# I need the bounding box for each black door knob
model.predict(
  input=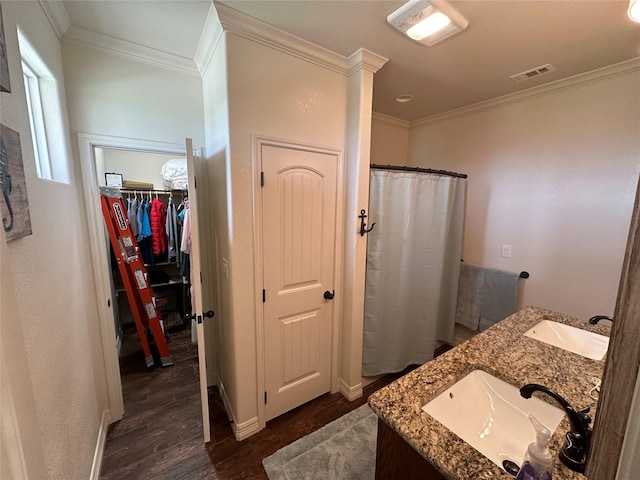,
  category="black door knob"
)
[324,290,335,300]
[185,310,214,322]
